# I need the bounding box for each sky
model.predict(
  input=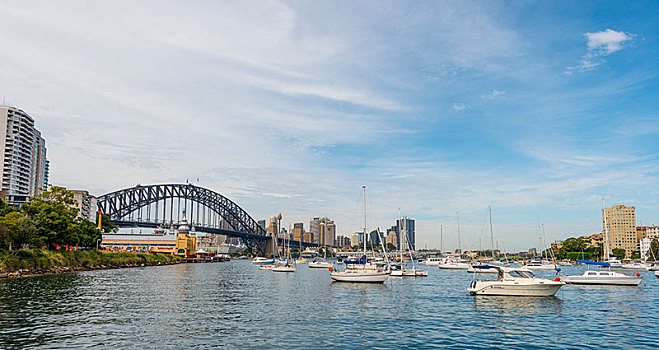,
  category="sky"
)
[1,1,658,252]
